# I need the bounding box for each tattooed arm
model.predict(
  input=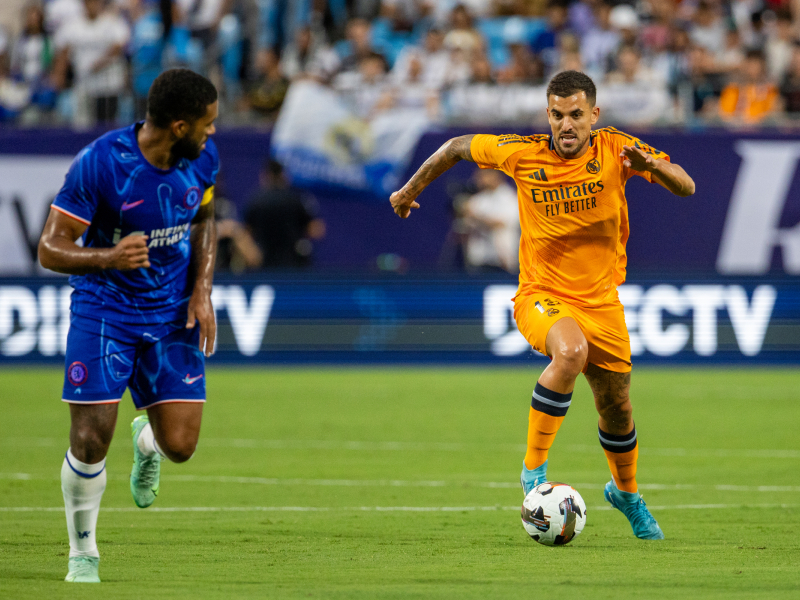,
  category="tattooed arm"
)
[390,135,475,219]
